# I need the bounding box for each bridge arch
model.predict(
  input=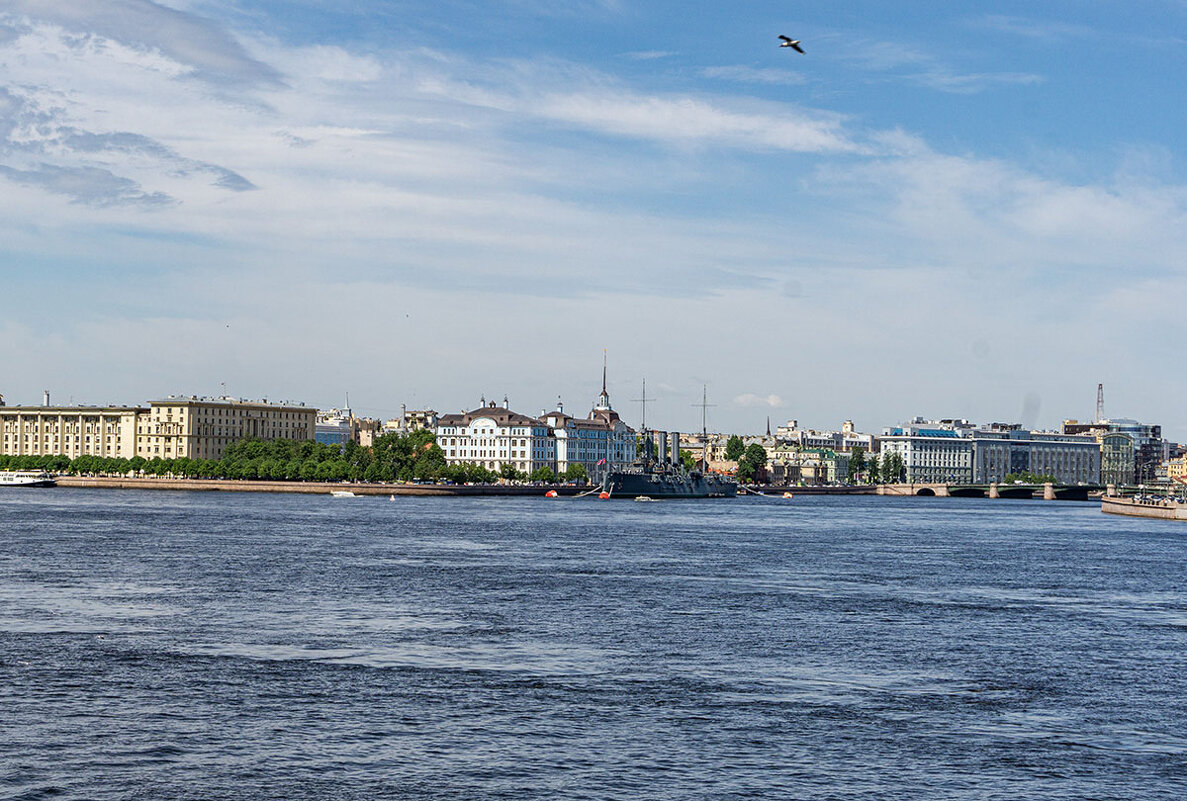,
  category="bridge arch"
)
[915,487,936,496]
